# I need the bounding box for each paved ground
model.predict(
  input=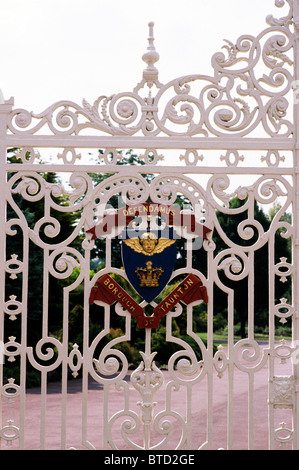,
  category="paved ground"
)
[0,343,294,451]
